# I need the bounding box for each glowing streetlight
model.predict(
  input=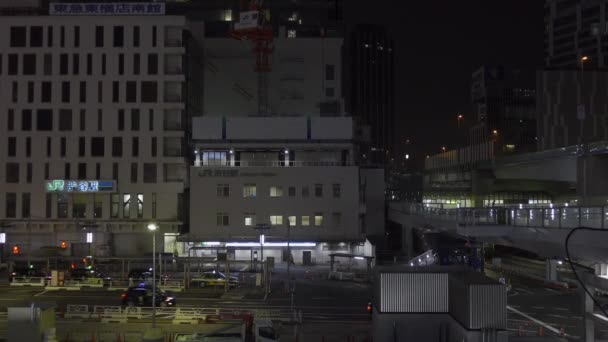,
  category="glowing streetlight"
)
[441,146,447,152]
[492,129,498,135]
[405,154,410,160]
[147,223,158,328]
